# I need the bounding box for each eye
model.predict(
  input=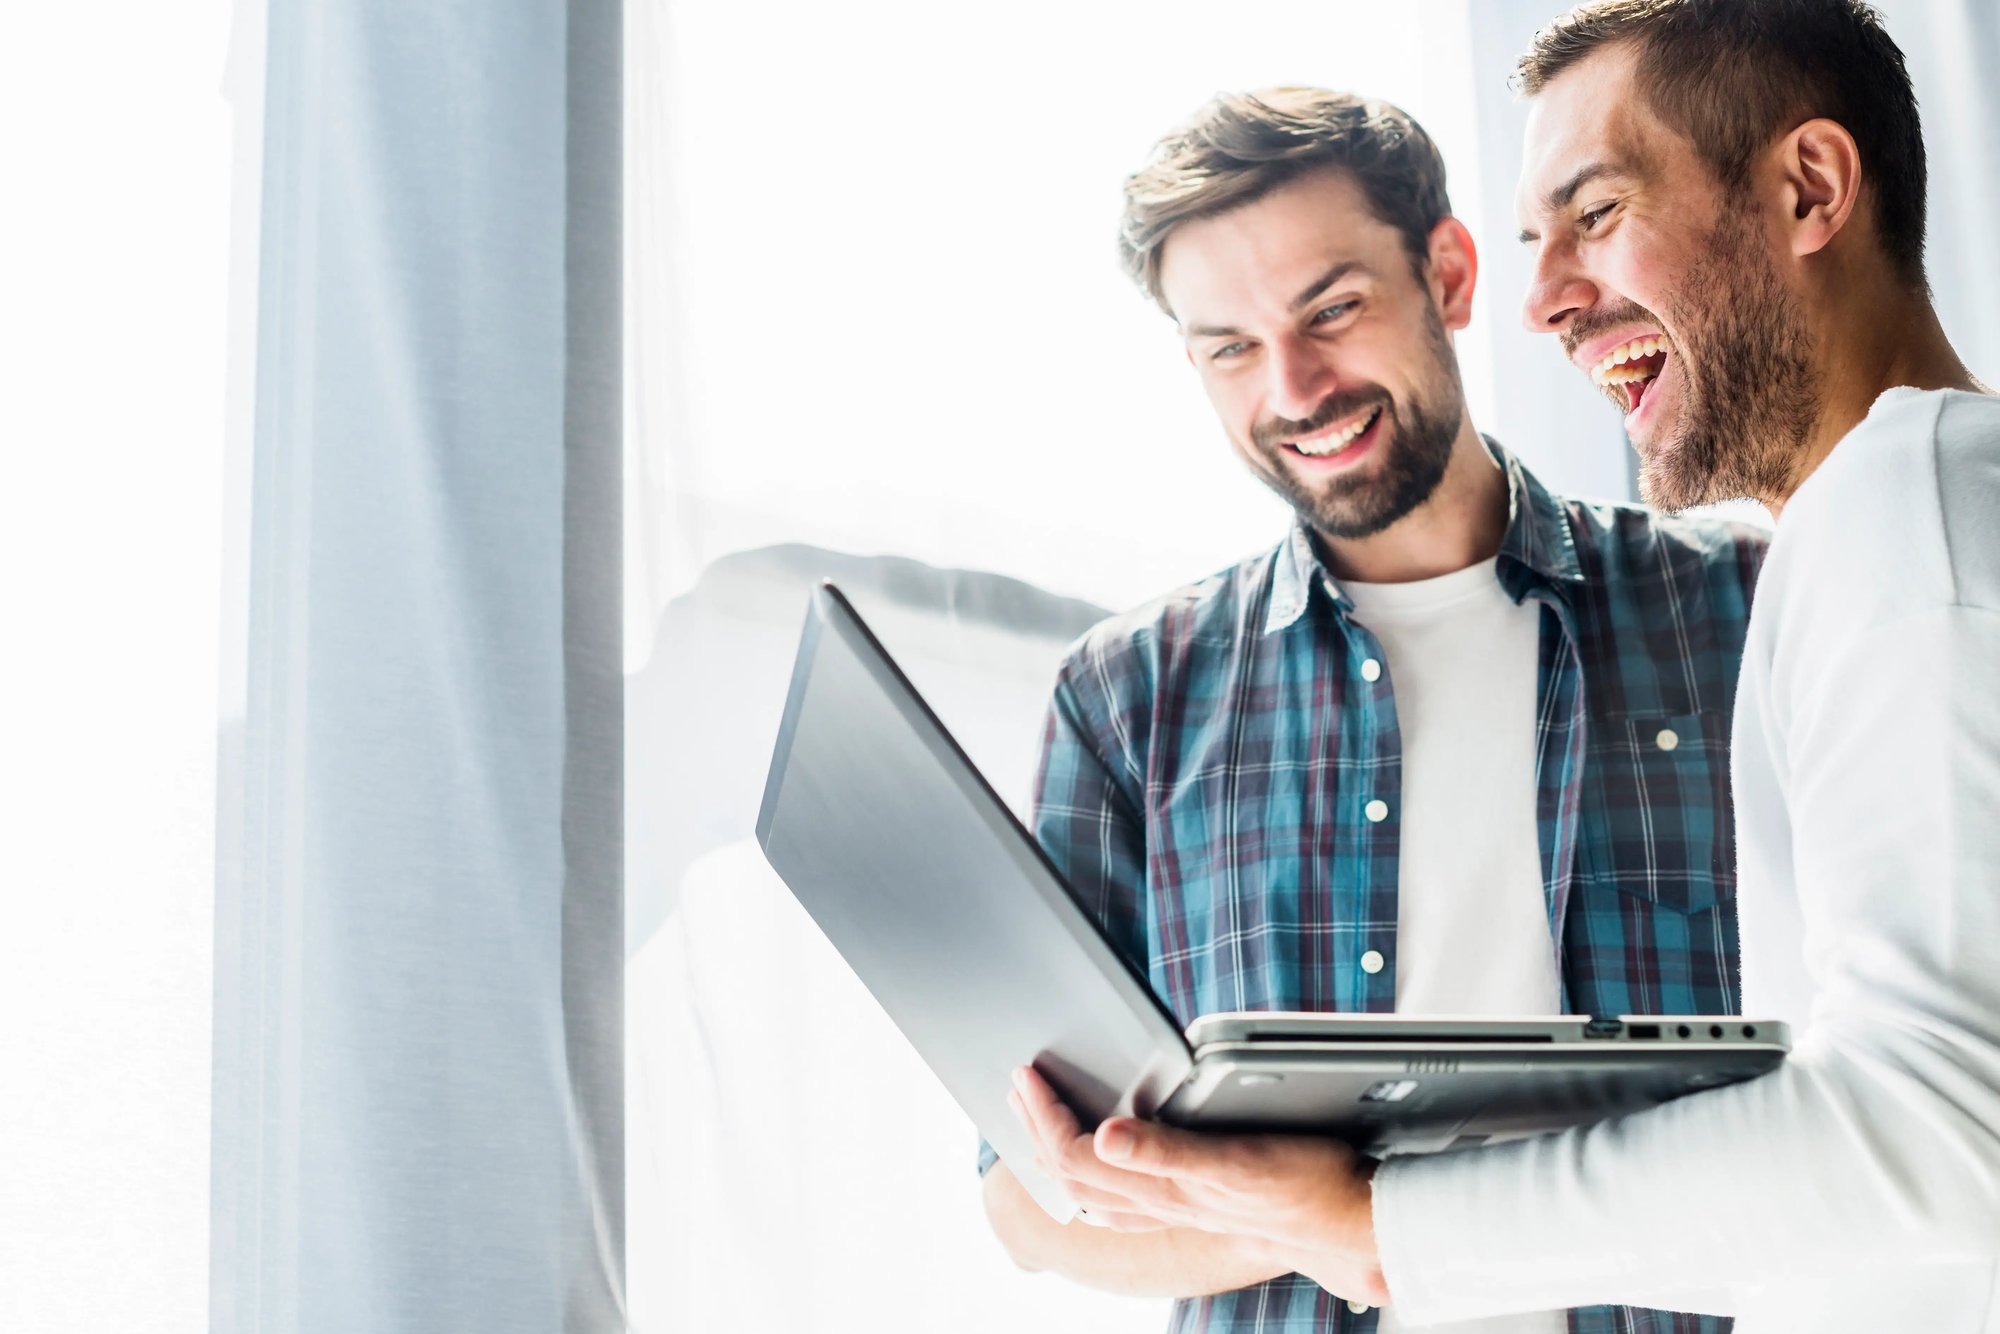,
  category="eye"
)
[1210,340,1251,363]
[1579,202,1616,233]
[1311,300,1358,325]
